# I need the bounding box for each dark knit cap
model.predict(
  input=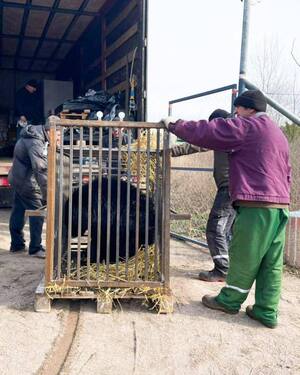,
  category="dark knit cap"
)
[26,79,38,88]
[209,109,231,121]
[234,90,267,112]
